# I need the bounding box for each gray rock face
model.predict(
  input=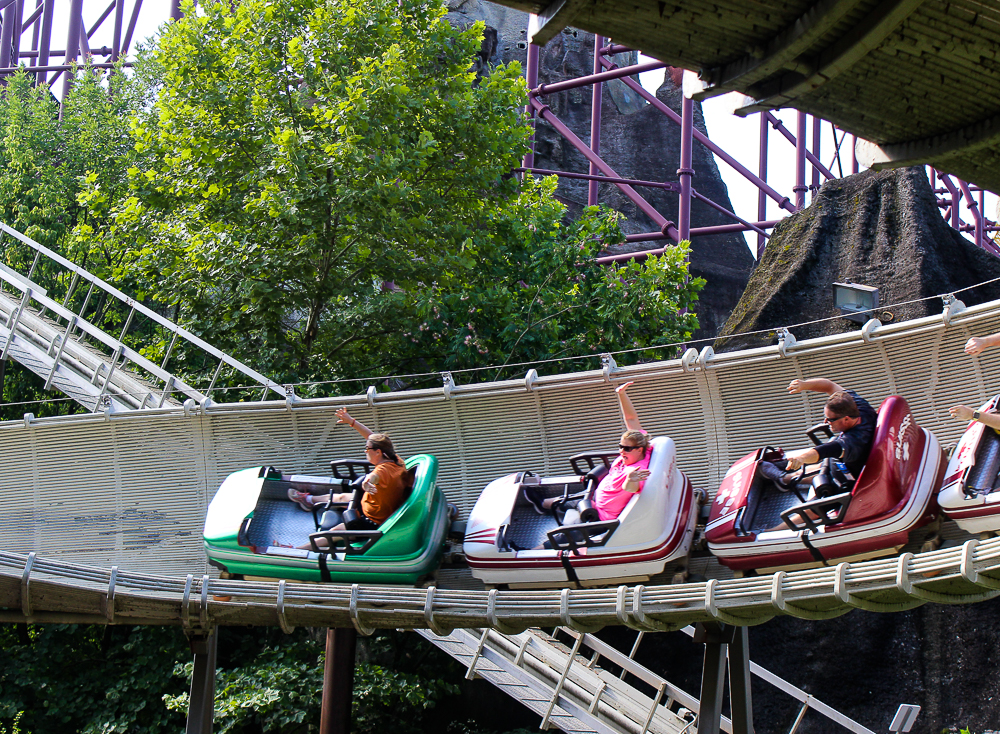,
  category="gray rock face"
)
[716,167,1000,352]
[445,0,756,341]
